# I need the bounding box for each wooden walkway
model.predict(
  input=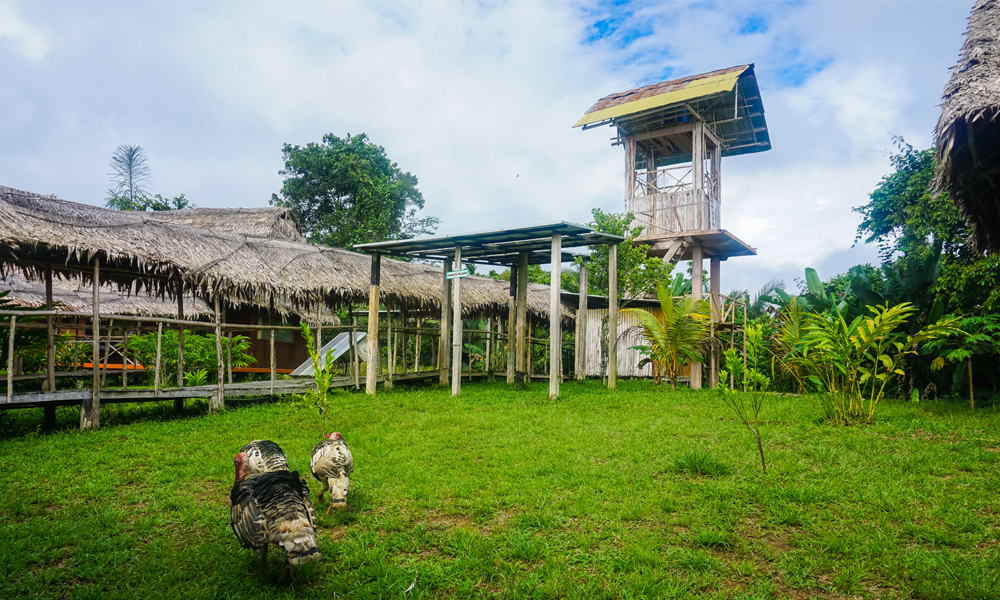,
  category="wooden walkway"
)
[0,370,459,409]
